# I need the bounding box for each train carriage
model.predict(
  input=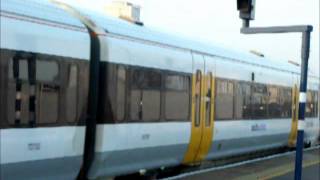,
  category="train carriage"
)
[0,0,319,179]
